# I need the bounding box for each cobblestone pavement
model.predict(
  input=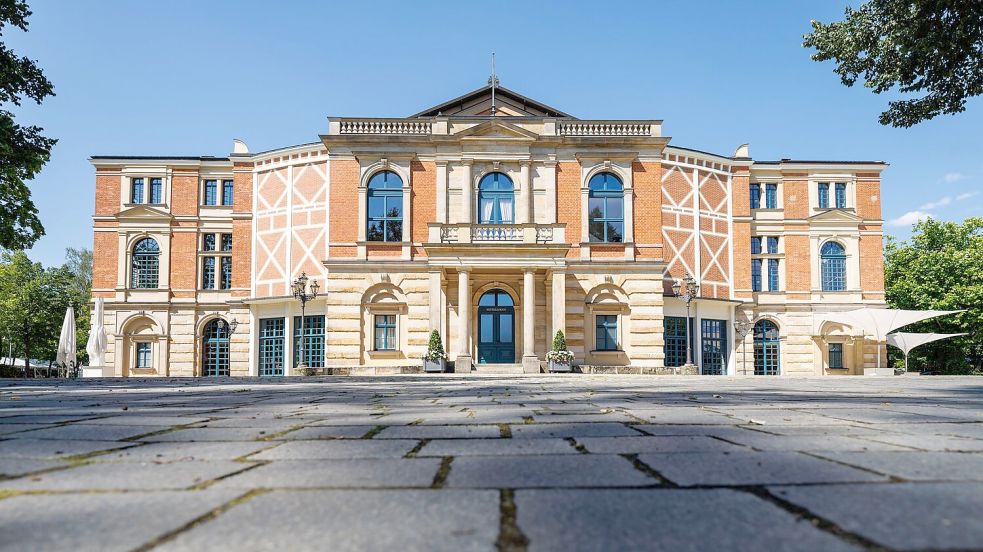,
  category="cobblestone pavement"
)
[2,375,983,551]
